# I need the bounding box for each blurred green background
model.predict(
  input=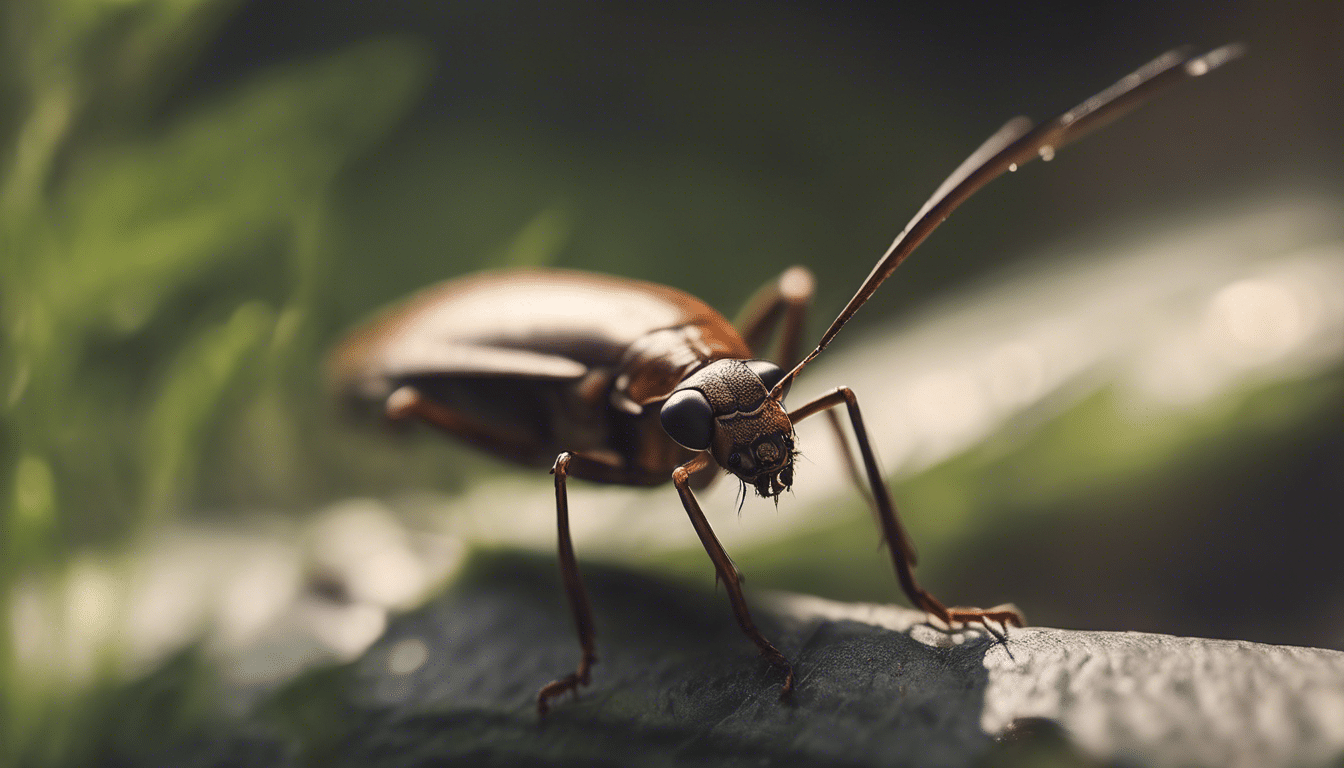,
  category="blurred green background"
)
[2,0,1341,763]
